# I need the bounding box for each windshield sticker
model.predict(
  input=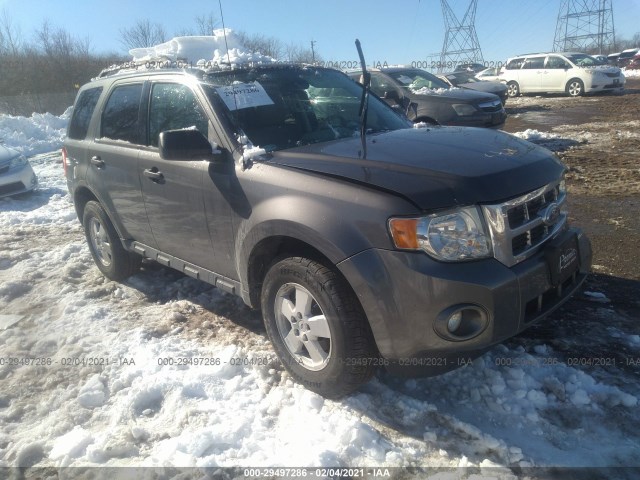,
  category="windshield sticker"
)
[396,75,414,85]
[216,81,274,110]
